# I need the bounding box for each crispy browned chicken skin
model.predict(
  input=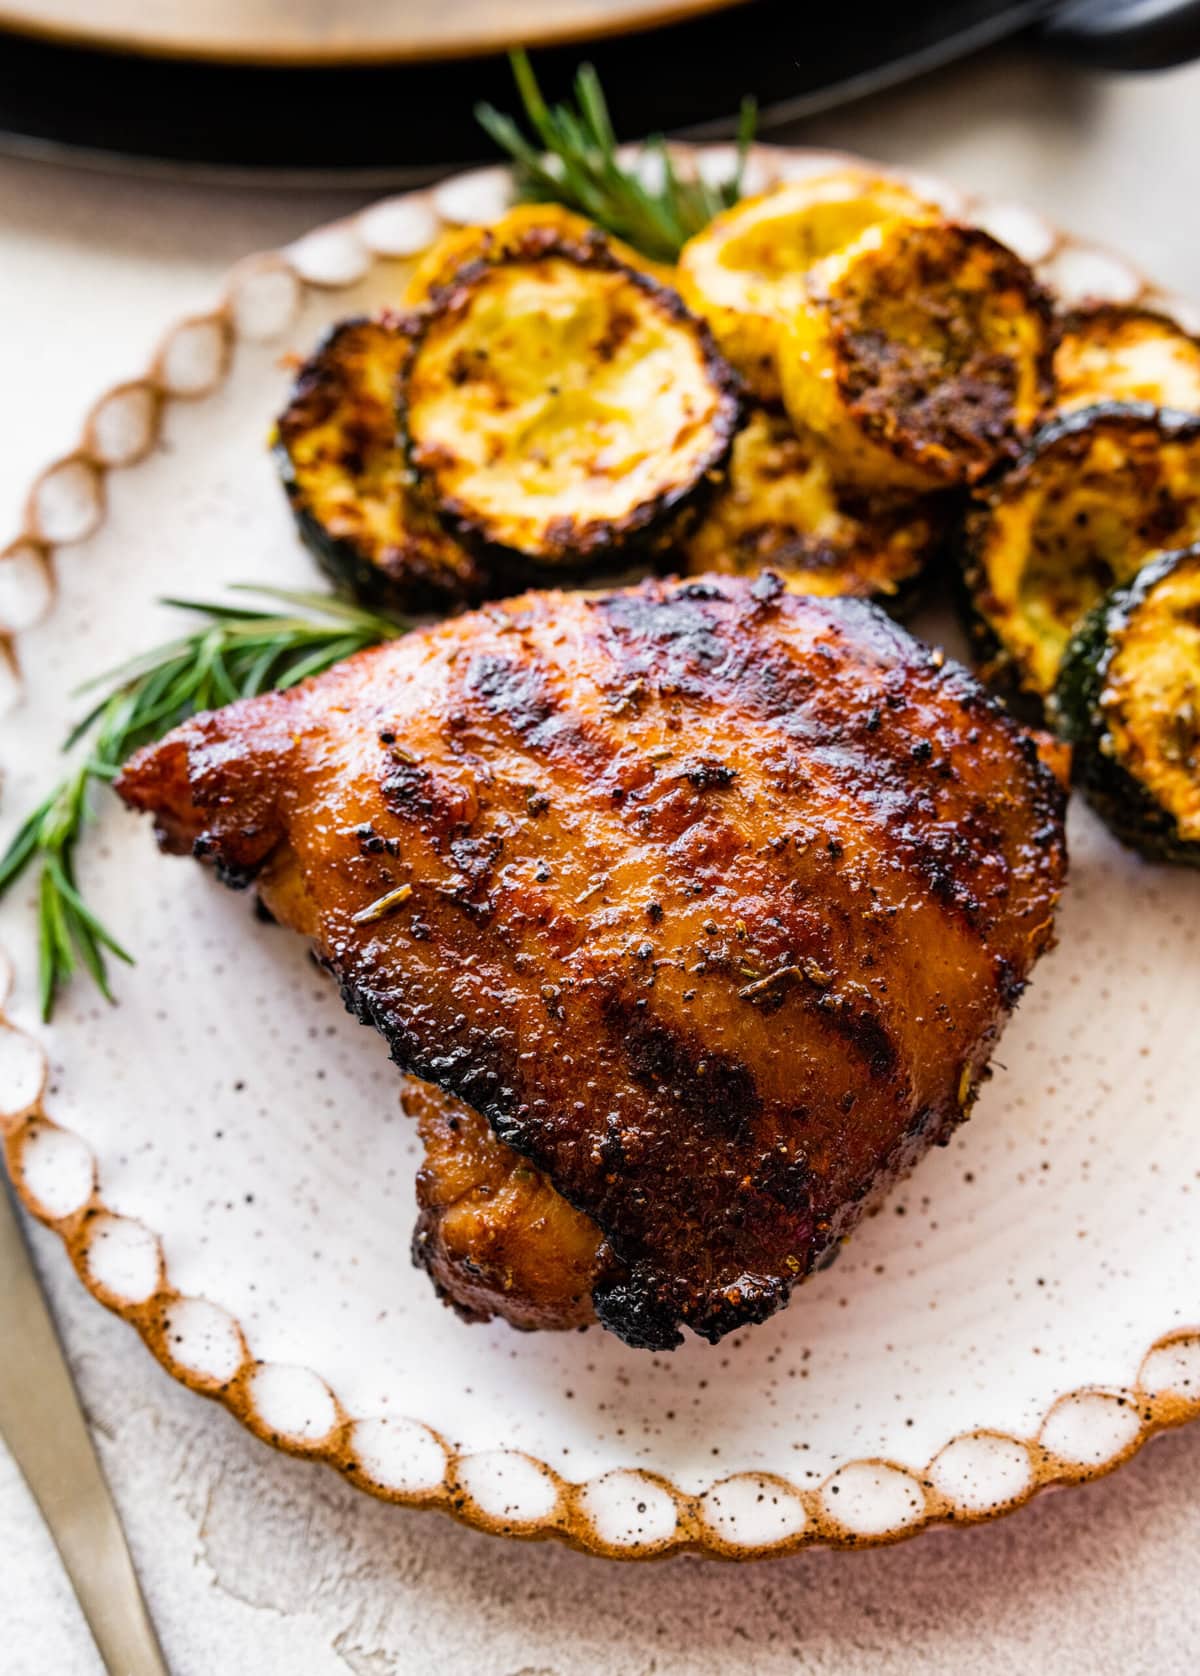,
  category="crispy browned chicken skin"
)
[117,574,1066,1350]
